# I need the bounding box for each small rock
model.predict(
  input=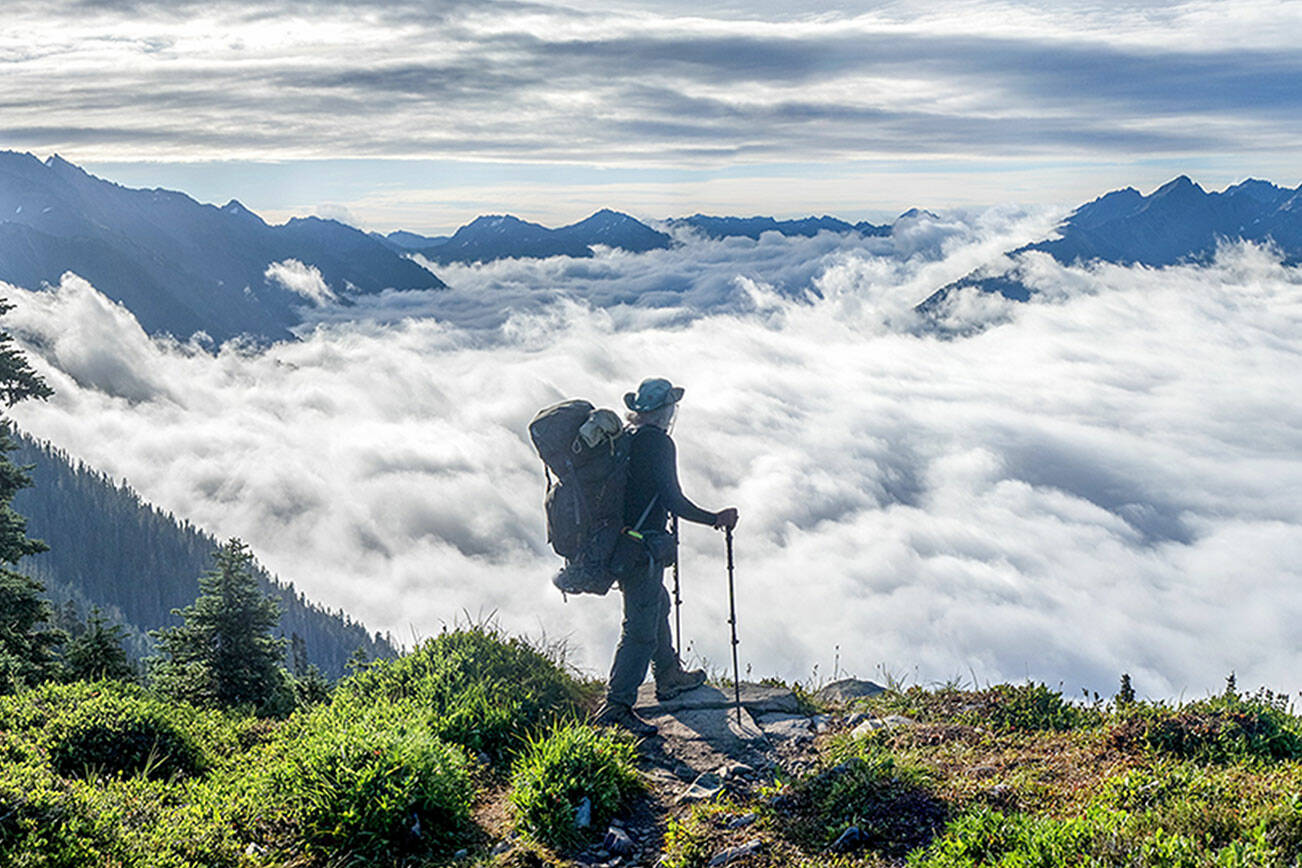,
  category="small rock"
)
[677,771,724,804]
[766,792,792,810]
[851,718,884,738]
[454,848,469,859]
[491,841,514,856]
[708,839,763,866]
[575,796,593,828]
[609,817,625,828]
[845,711,869,727]
[811,714,836,733]
[969,765,998,779]
[596,848,610,859]
[831,826,863,853]
[244,843,267,857]
[477,750,492,765]
[604,826,634,856]
[851,714,915,737]
[717,761,755,780]
[727,812,757,829]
